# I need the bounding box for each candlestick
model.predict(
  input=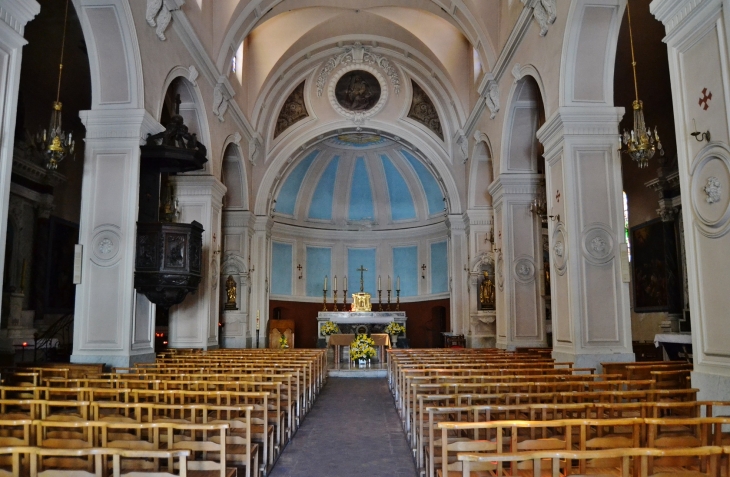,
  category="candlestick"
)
[387,289,392,311]
[378,275,381,291]
[397,276,400,292]
[333,287,338,311]
[343,287,348,311]
[388,275,391,291]
[323,287,328,311]
[378,290,383,311]
[344,275,347,290]
[396,289,400,310]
